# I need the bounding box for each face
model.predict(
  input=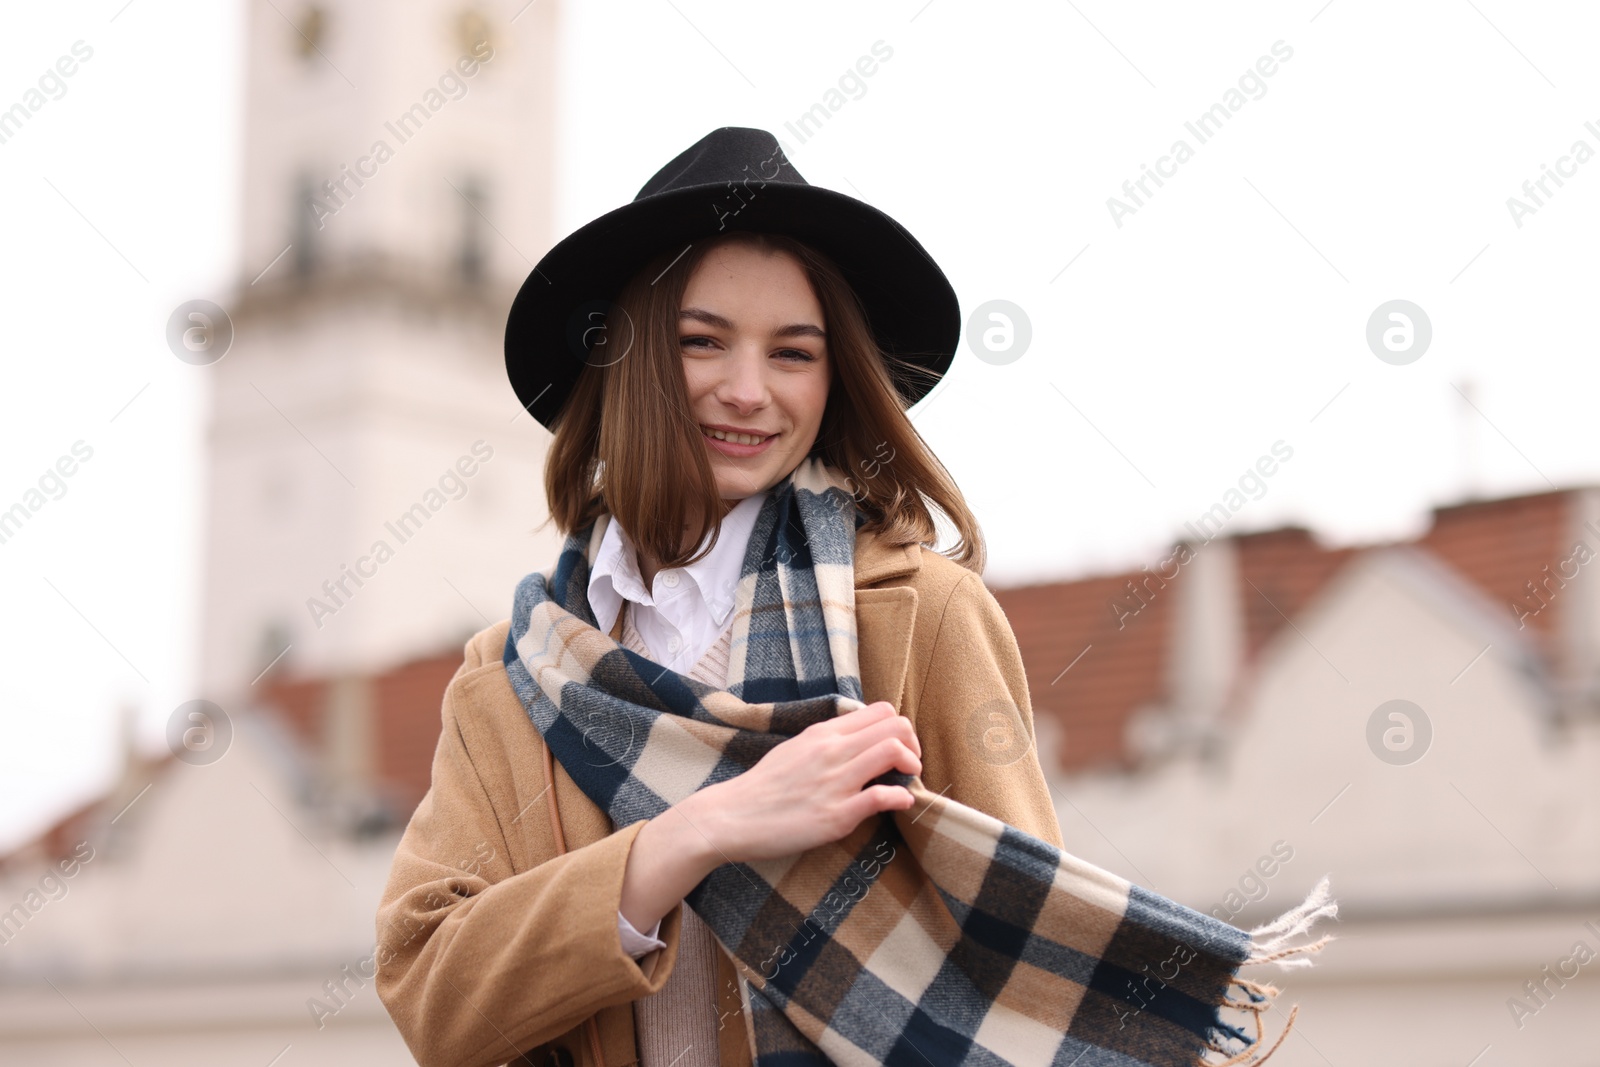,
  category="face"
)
[679,241,830,499]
